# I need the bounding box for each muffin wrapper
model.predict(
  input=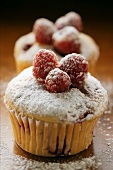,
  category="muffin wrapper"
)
[9,112,99,157]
